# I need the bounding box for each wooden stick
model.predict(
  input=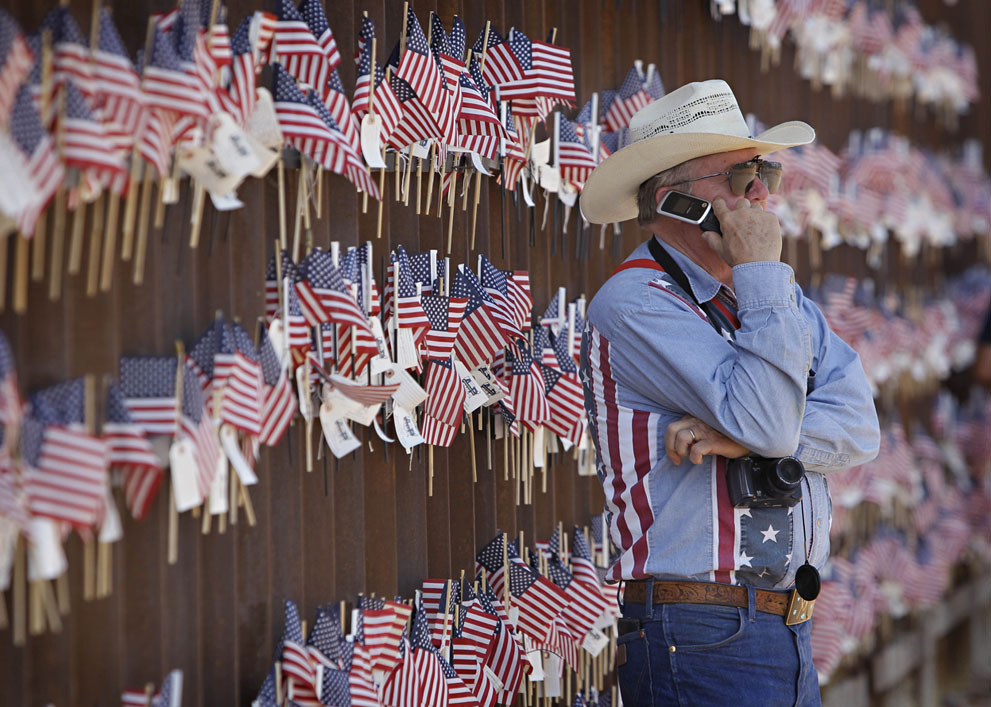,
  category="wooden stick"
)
[56,571,70,615]
[291,170,304,263]
[152,171,167,229]
[13,234,30,314]
[471,170,482,250]
[83,536,96,600]
[229,469,239,526]
[85,193,105,295]
[168,482,179,565]
[99,190,121,291]
[315,166,323,218]
[0,590,6,631]
[48,186,67,301]
[469,412,477,483]
[424,143,436,214]
[238,480,257,526]
[428,444,434,497]
[28,581,43,636]
[277,157,287,250]
[12,534,26,645]
[132,166,154,285]
[188,183,206,249]
[67,198,87,275]
[42,580,61,633]
[30,211,46,282]
[403,145,414,206]
[446,172,456,252]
